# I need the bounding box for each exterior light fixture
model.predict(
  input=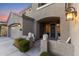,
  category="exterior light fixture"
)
[18,24,21,27]
[66,7,77,21]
